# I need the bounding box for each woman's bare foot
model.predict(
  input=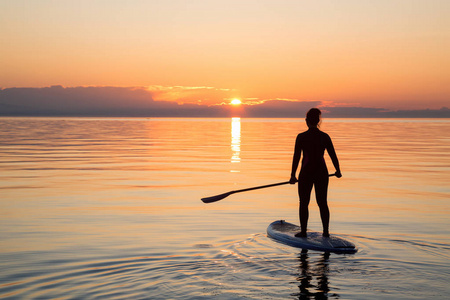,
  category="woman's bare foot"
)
[295,231,307,238]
